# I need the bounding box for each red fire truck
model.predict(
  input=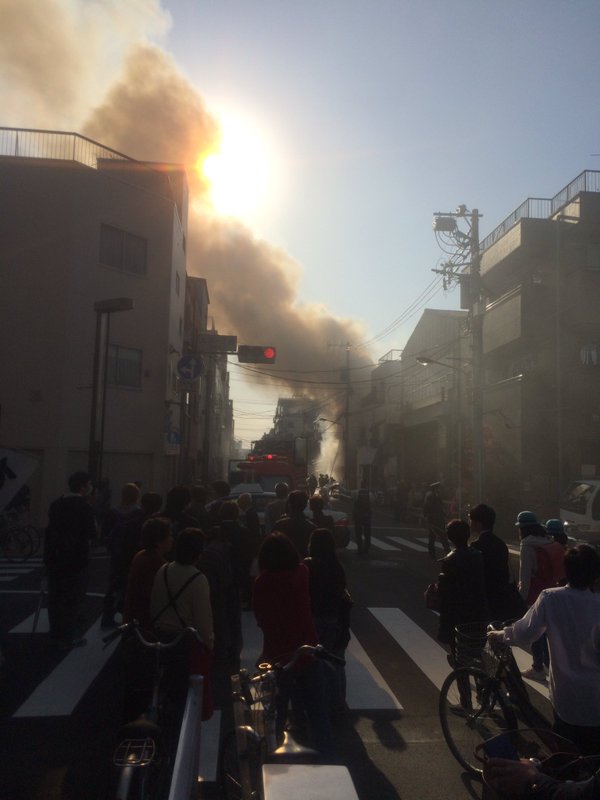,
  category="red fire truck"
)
[229,437,308,492]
